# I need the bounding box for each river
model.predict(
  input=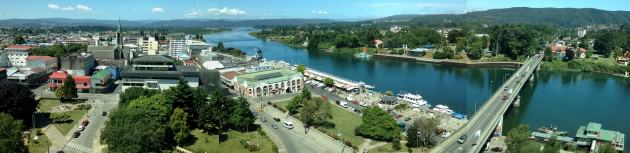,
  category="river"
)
[205,27,630,146]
